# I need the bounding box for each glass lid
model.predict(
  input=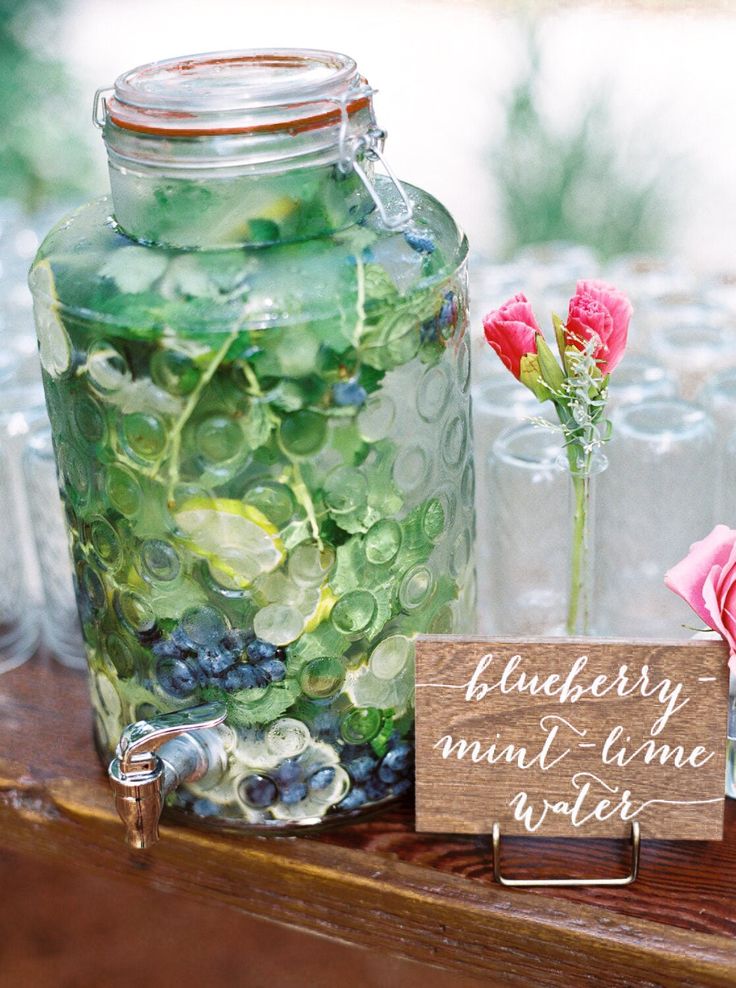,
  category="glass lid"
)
[105,49,372,136]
